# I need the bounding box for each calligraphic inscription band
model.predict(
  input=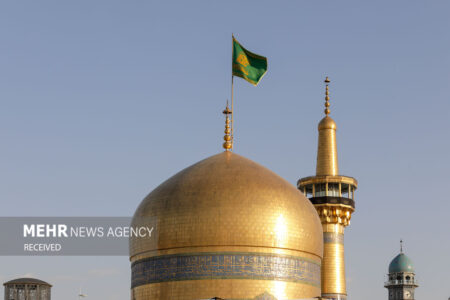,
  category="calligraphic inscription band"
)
[131,252,320,288]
